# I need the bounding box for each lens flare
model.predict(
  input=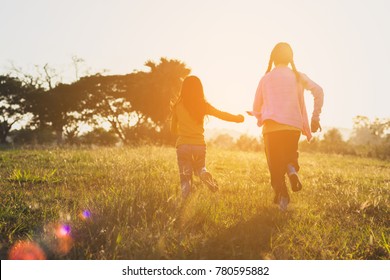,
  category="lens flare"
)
[8,240,46,260]
[43,223,74,255]
[79,210,91,220]
[55,224,73,254]
[56,224,71,238]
